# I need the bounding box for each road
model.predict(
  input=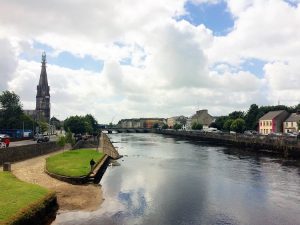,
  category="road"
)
[9,135,58,147]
